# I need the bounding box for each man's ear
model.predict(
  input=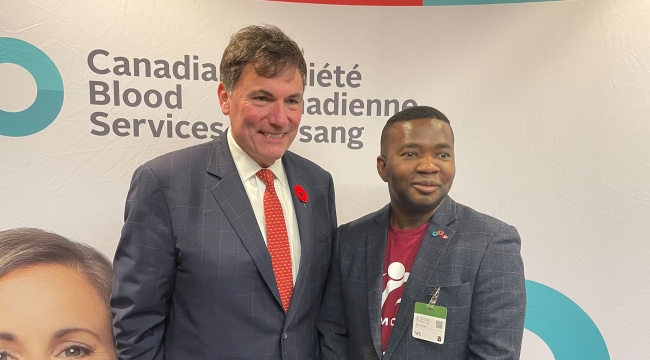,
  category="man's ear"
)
[377,155,388,182]
[217,82,230,115]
